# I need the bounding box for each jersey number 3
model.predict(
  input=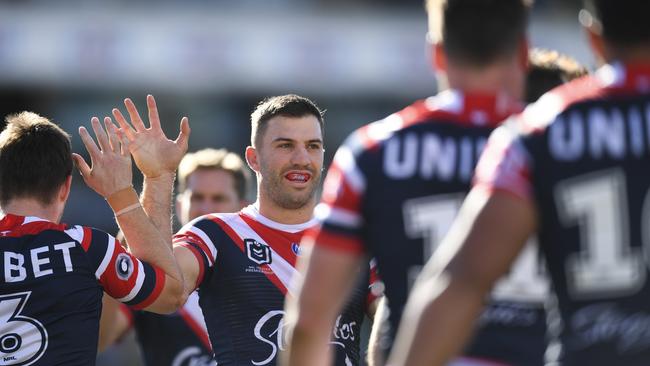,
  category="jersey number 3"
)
[0,292,48,366]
